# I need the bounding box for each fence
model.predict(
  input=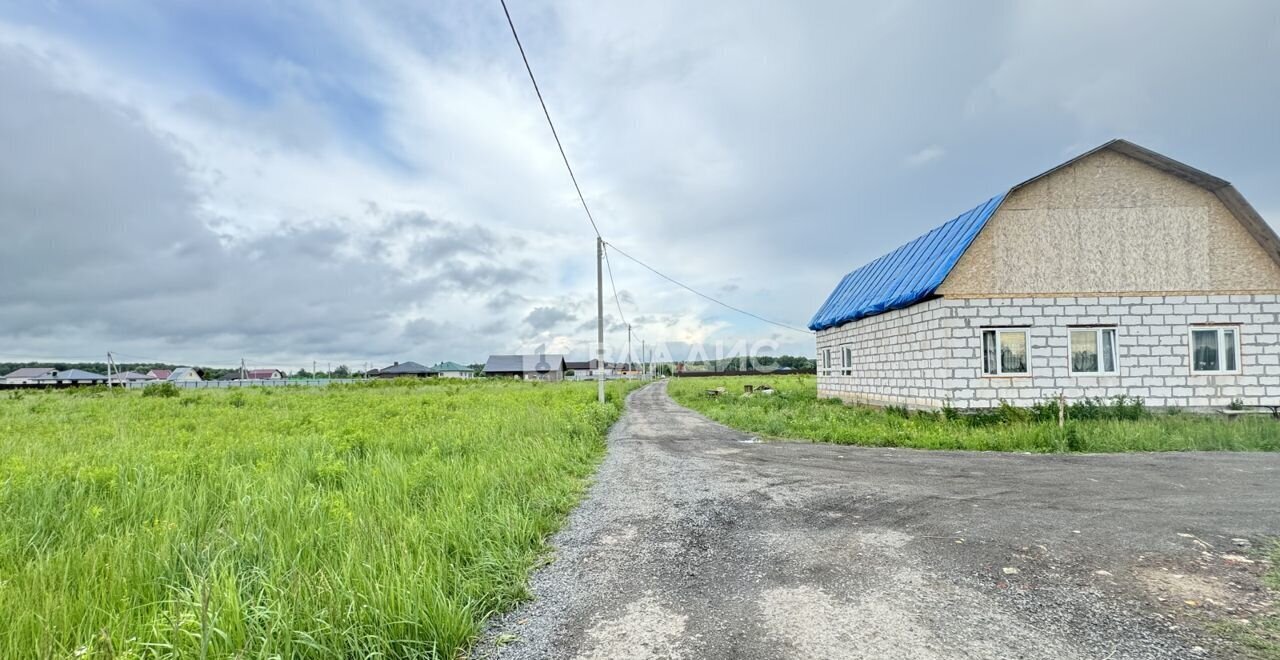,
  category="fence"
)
[674,369,816,378]
[124,378,362,390]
